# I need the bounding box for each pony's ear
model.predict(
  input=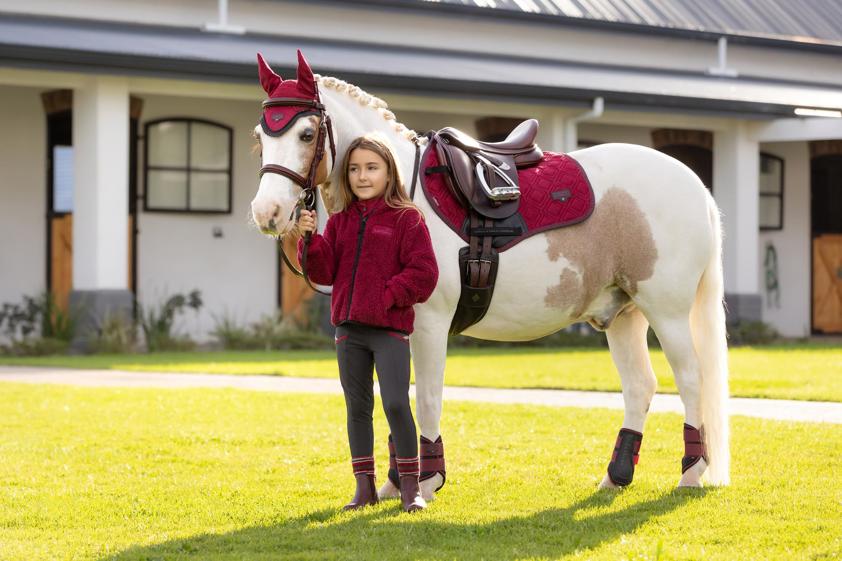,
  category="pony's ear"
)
[257,53,282,95]
[296,49,317,98]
